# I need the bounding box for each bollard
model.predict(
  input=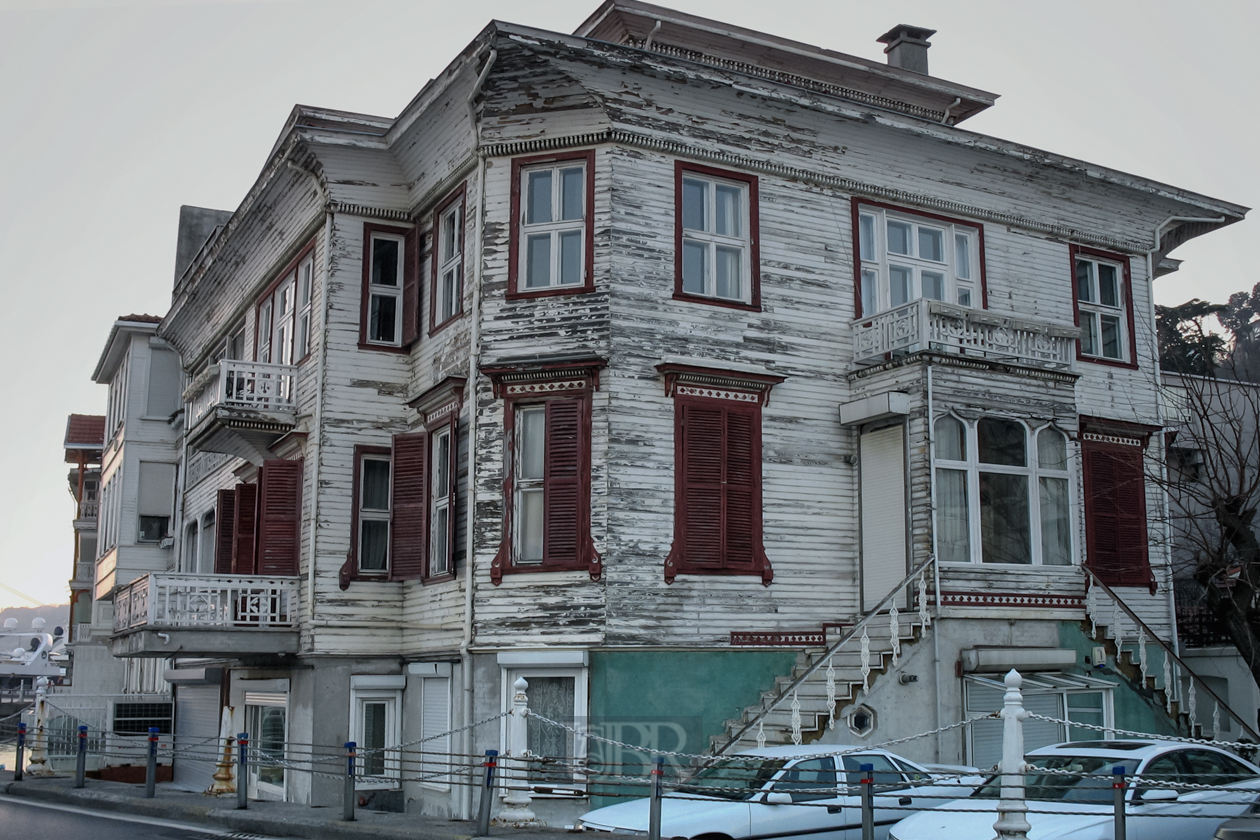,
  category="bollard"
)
[236,732,249,810]
[14,722,25,781]
[1112,766,1127,840]
[992,670,1031,840]
[475,749,498,837]
[74,725,88,788]
[144,726,159,798]
[860,763,875,840]
[648,755,665,840]
[498,677,536,824]
[343,741,357,822]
